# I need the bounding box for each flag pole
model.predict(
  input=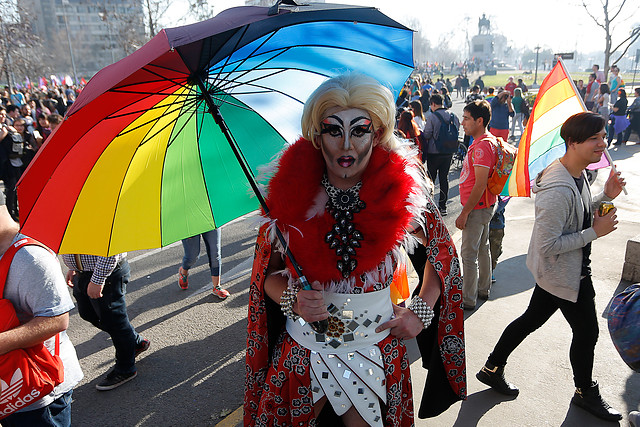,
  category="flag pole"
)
[558,58,628,195]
